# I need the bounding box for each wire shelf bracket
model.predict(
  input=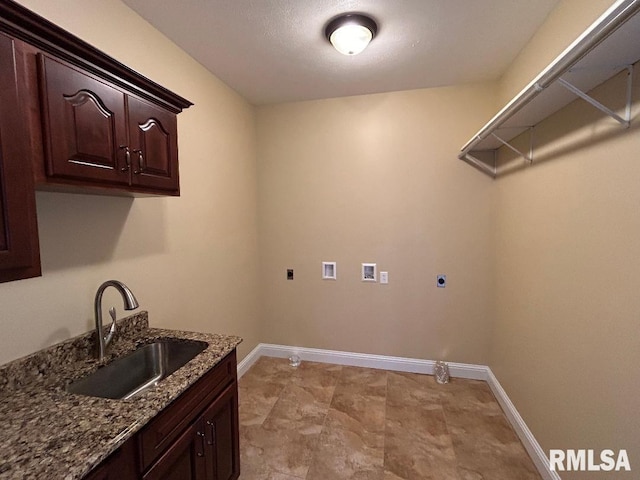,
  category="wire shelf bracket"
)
[457,0,640,178]
[557,65,633,127]
[491,126,535,164]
